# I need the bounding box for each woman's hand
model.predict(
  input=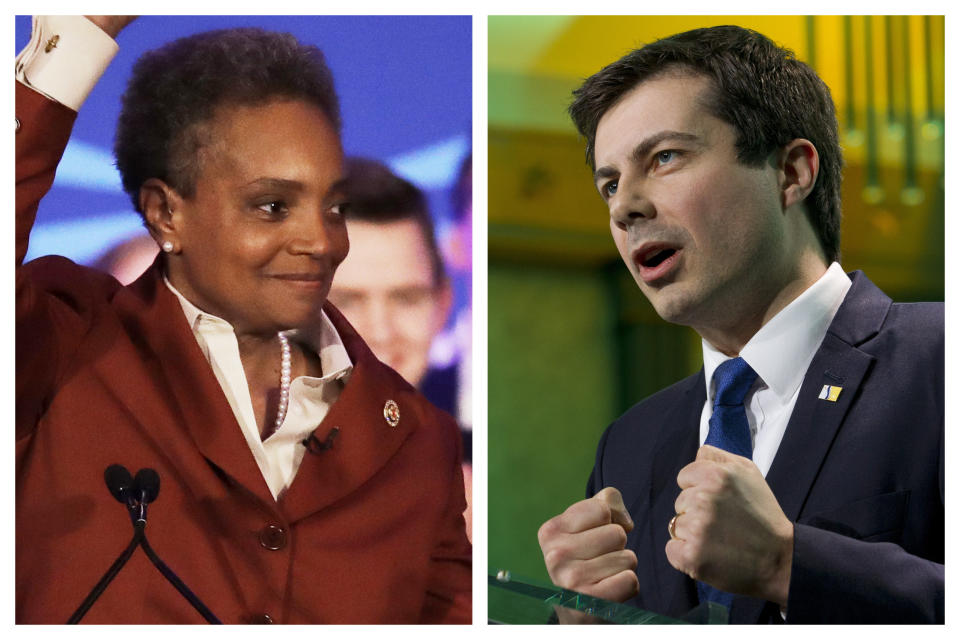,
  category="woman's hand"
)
[83,16,137,39]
